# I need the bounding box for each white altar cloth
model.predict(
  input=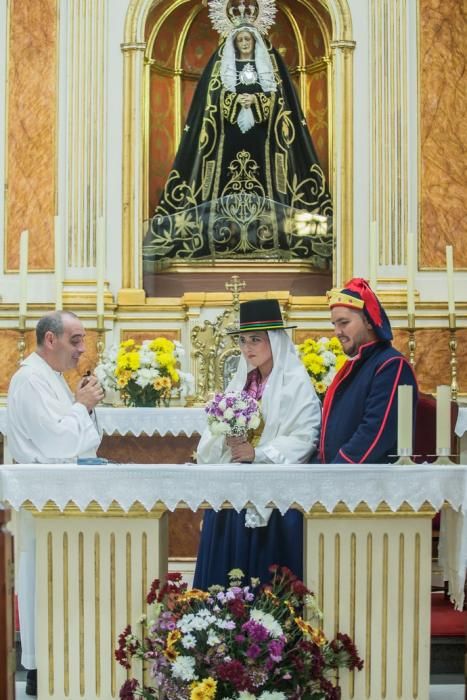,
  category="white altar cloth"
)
[0,405,206,438]
[95,406,206,436]
[1,463,465,514]
[2,463,466,609]
[456,406,467,438]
